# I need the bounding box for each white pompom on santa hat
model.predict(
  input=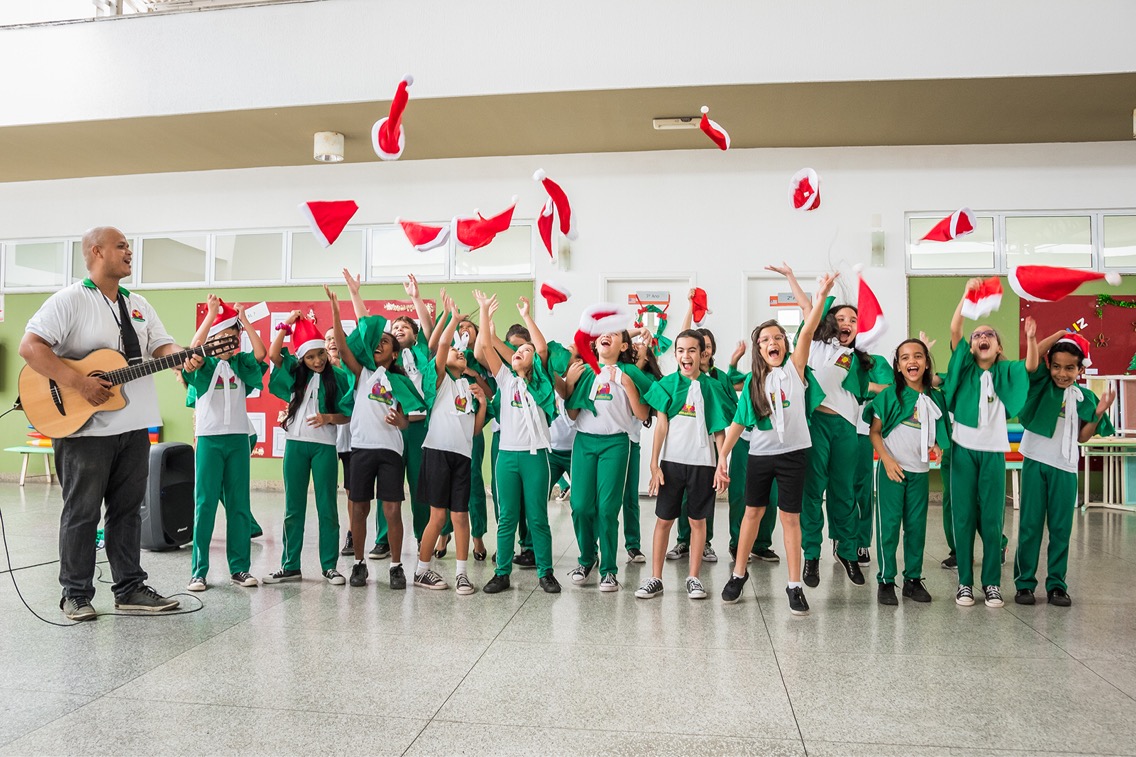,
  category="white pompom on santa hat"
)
[533,169,577,241]
[453,198,517,252]
[1009,265,1121,303]
[961,276,1004,320]
[917,208,976,244]
[699,106,730,151]
[397,218,450,252]
[299,200,359,248]
[540,281,571,311]
[207,299,241,337]
[852,265,887,351]
[575,304,635,374]
[1053,332,1094,367]
[789,168,821,212]
[372,75,413,161]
